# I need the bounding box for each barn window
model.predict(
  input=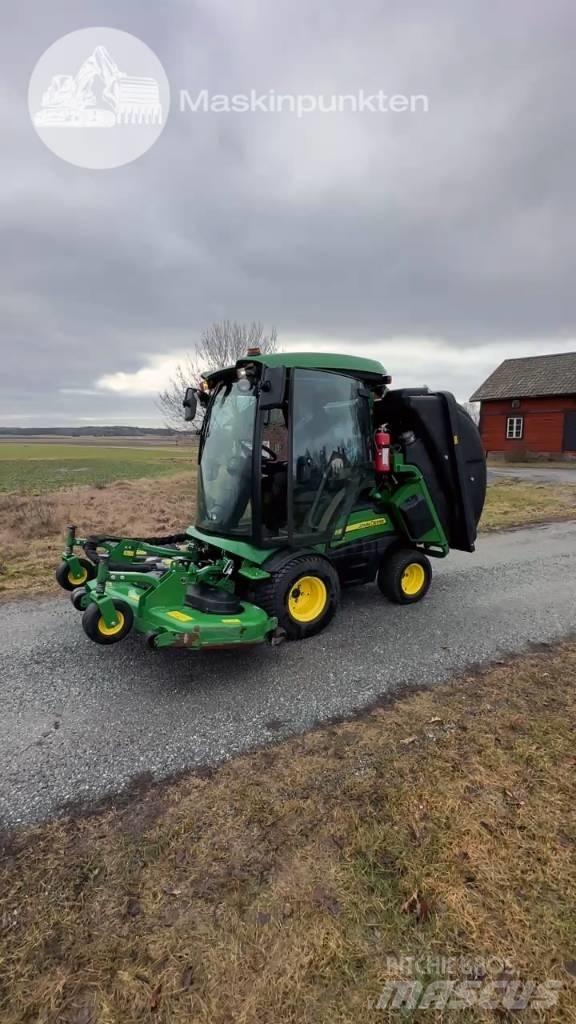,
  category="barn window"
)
[506,416,524,440]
